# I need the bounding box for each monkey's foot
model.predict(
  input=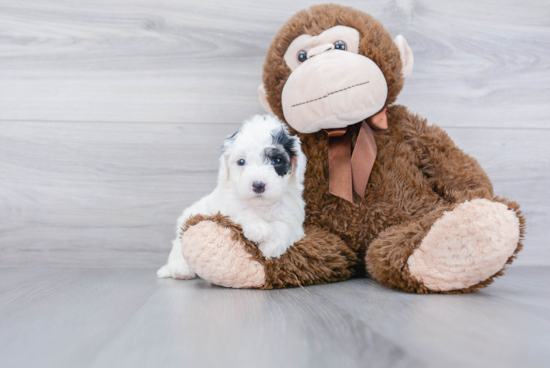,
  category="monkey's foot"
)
[407,199,521,292]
